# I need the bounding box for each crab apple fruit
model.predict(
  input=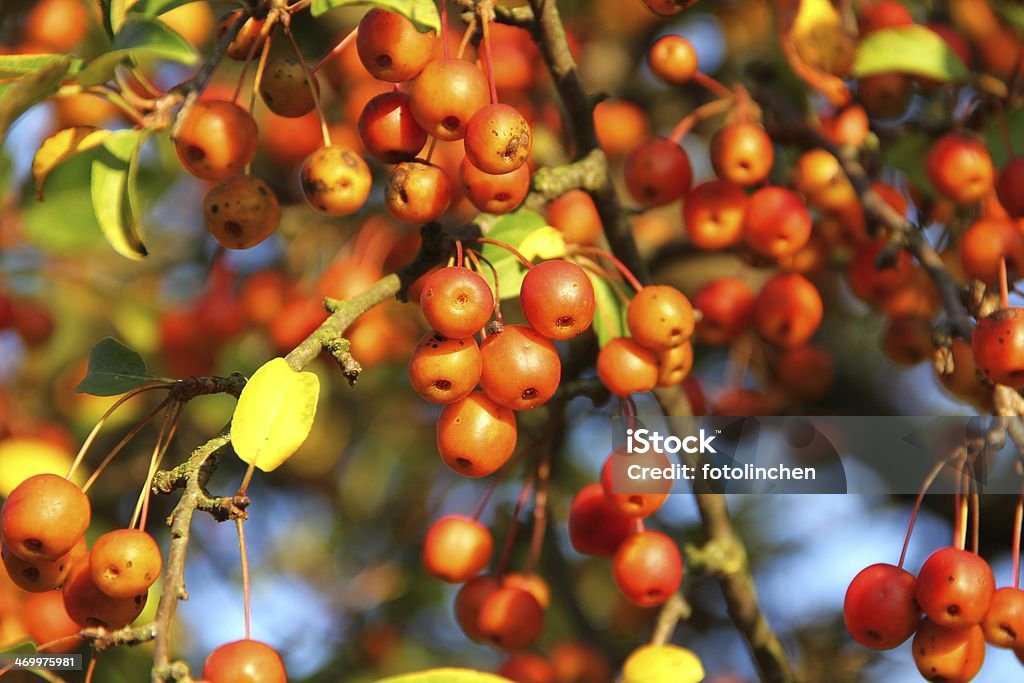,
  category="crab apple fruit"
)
[843,563,920,650]
[2,535,84,593]
[775,345,835,401]
[89,529,162,599]
[915,547,995,629]
[519,260,596,340]
[656,341,694,387]
[422,515,492,583]
[203,174,281,250]
[960,217,1024,284]
[386,161,453,223]
[858,72,912,119]
[601,447,672,518]
[174,100,259,181]
[202,639,287,683]
[648,35,698,85]
[624,137,693,206]
[62,553,146,629]
[419,266,494,339]
[743,187,813,259]
[2,473,90,562]
[358,91,428,163]
[982,587,1024,648]
[436,392,517,477]
[596,338,658,397]
[926,134,995,205]
[455,575,503,641]
[940,338,985,400]
[693,277,755,345]
[478,586,545,650]
[612,530,683,607]
[754,273,823,348]
[594,99,651,157]
[972,307,1024,388]
[464,104,533,175]
[794,148,857,212]
[409,58,490,141]
[627,285,695,352]
[546,190,603,246]
[258,58,319,118]
[821,104,870,147]
[883,316,934,366]
[300,145,372,216]
[502,573,551,609]
[568,483,634,557]
[356,8,436,82]
[551,642,613,683]
[215,10,265,60]
[858,0,914,36]
[480,326,561,410]
[460,157,531,214]
[498,654,557,683]
[683,180,748,250]
[23,590,81,653]
[912,619,985,683]
[710,122,774,186]
[997,157,1024,218]
[25,0,89,52]
[845,240,915,305]
[408,332,482,404]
